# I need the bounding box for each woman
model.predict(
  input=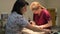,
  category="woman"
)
[30,1,52,34]
[30,1,52,29]
[5,0,42,34]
